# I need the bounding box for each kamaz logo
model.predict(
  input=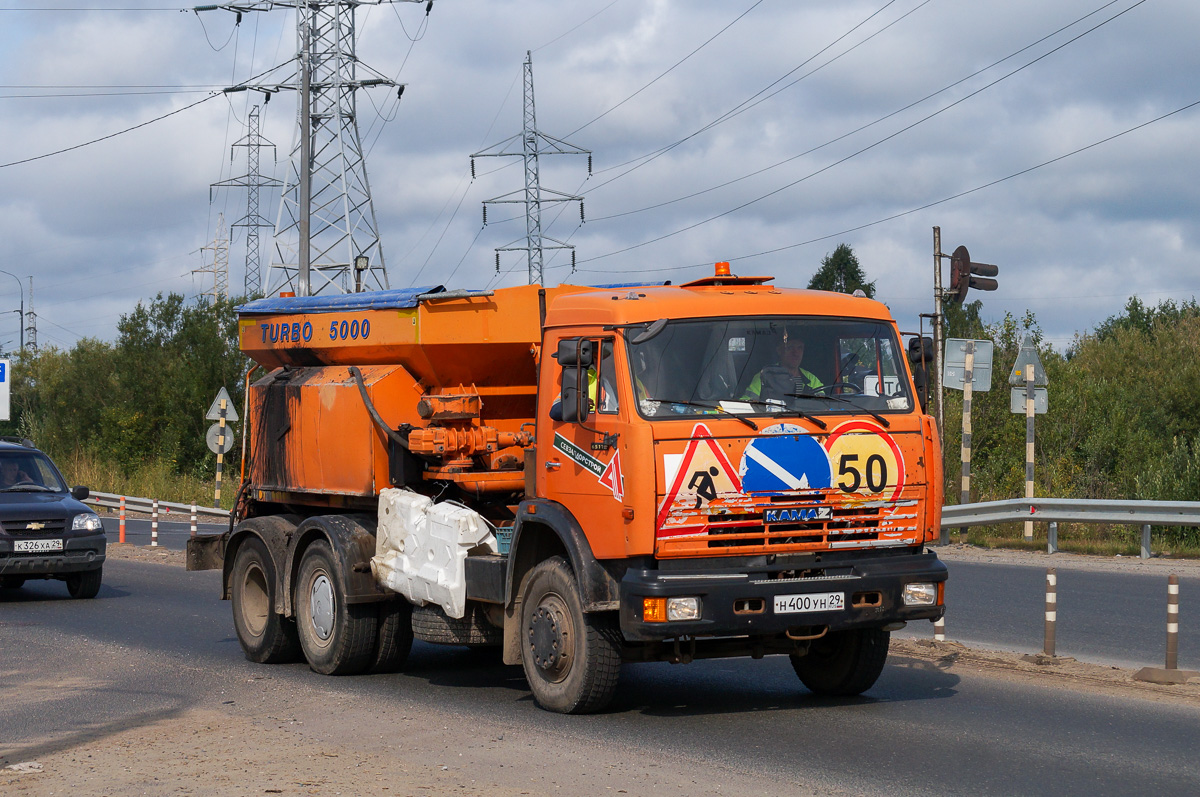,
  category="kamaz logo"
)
[764,507,832,523]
